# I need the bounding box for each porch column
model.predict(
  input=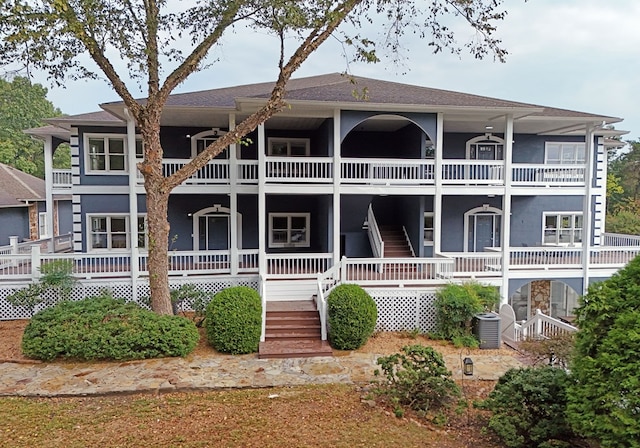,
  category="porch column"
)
[332,108,341,267]
[124,108,139,300]
[501,114,514,304]
[582,125,596,294]
[258,123,266,278]
[433,112,444,255]
[228,113,239,275]
[43,135,55,239]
